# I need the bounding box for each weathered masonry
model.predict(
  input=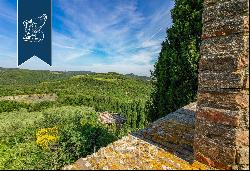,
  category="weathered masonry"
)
[195,0,249,170]
[62,0,249,170]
